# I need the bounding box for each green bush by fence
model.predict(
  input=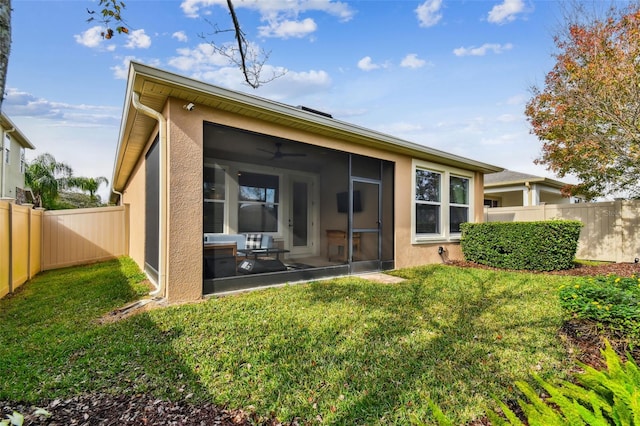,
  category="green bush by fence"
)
[460,220,583,271]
